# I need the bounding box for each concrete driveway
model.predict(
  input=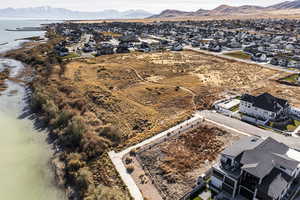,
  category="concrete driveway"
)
[198,110,300,151]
